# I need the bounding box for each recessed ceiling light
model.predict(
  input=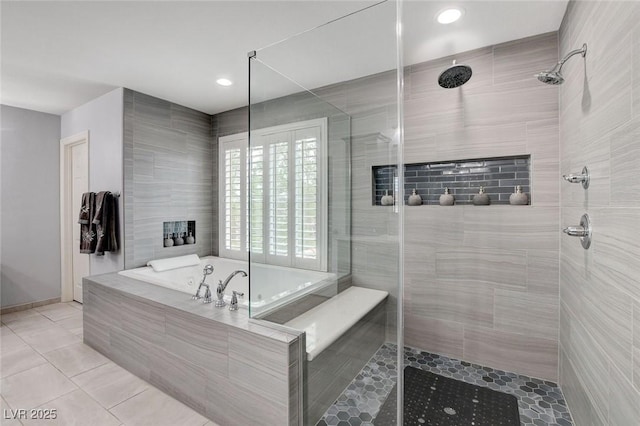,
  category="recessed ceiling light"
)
[216,78,233,86]
[437,8,463,24]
